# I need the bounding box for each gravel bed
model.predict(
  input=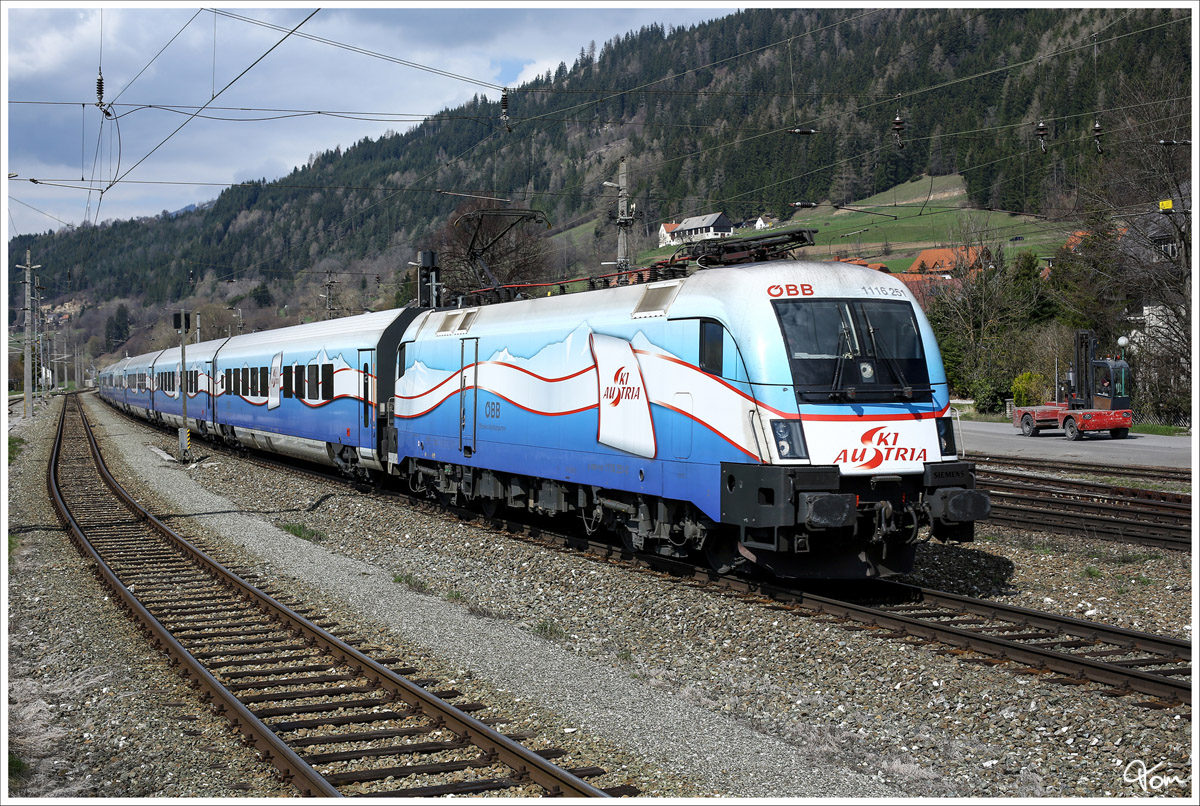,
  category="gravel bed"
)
[14,395,1195,798]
